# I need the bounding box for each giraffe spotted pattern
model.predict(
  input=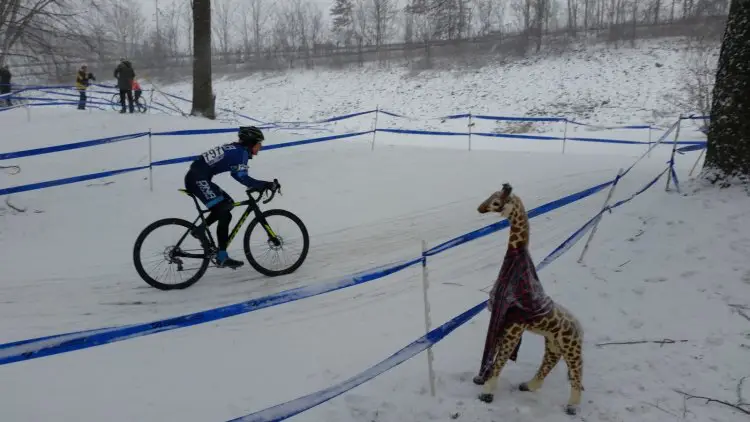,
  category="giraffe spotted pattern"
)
[476,183,585,415]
